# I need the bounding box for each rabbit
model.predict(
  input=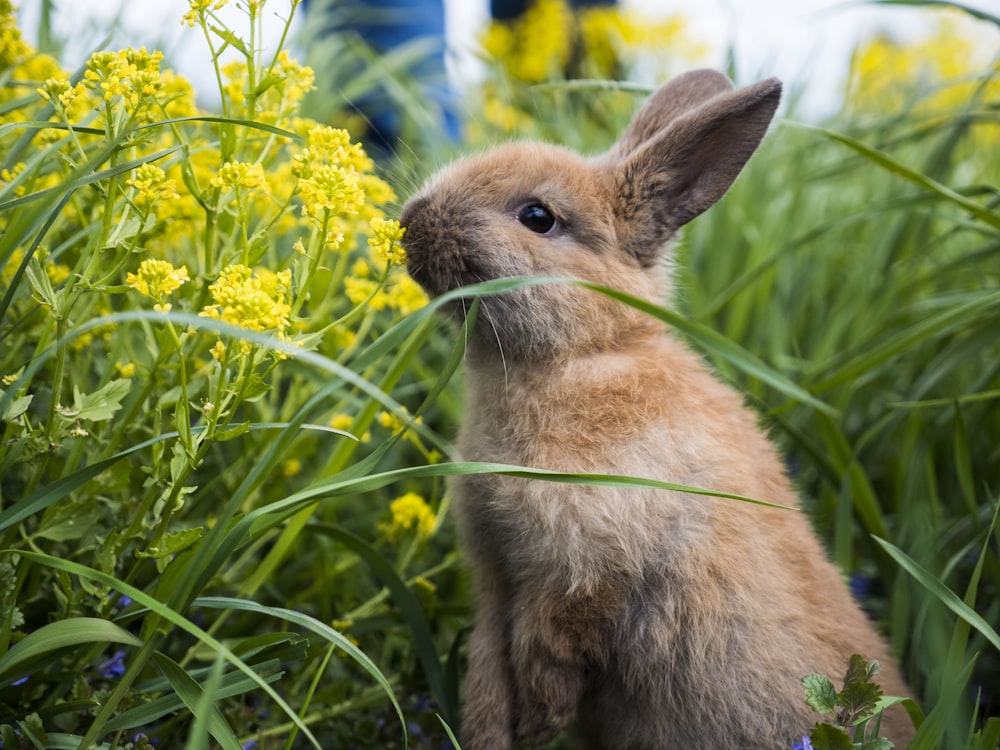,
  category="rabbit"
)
[399,69,913,750]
